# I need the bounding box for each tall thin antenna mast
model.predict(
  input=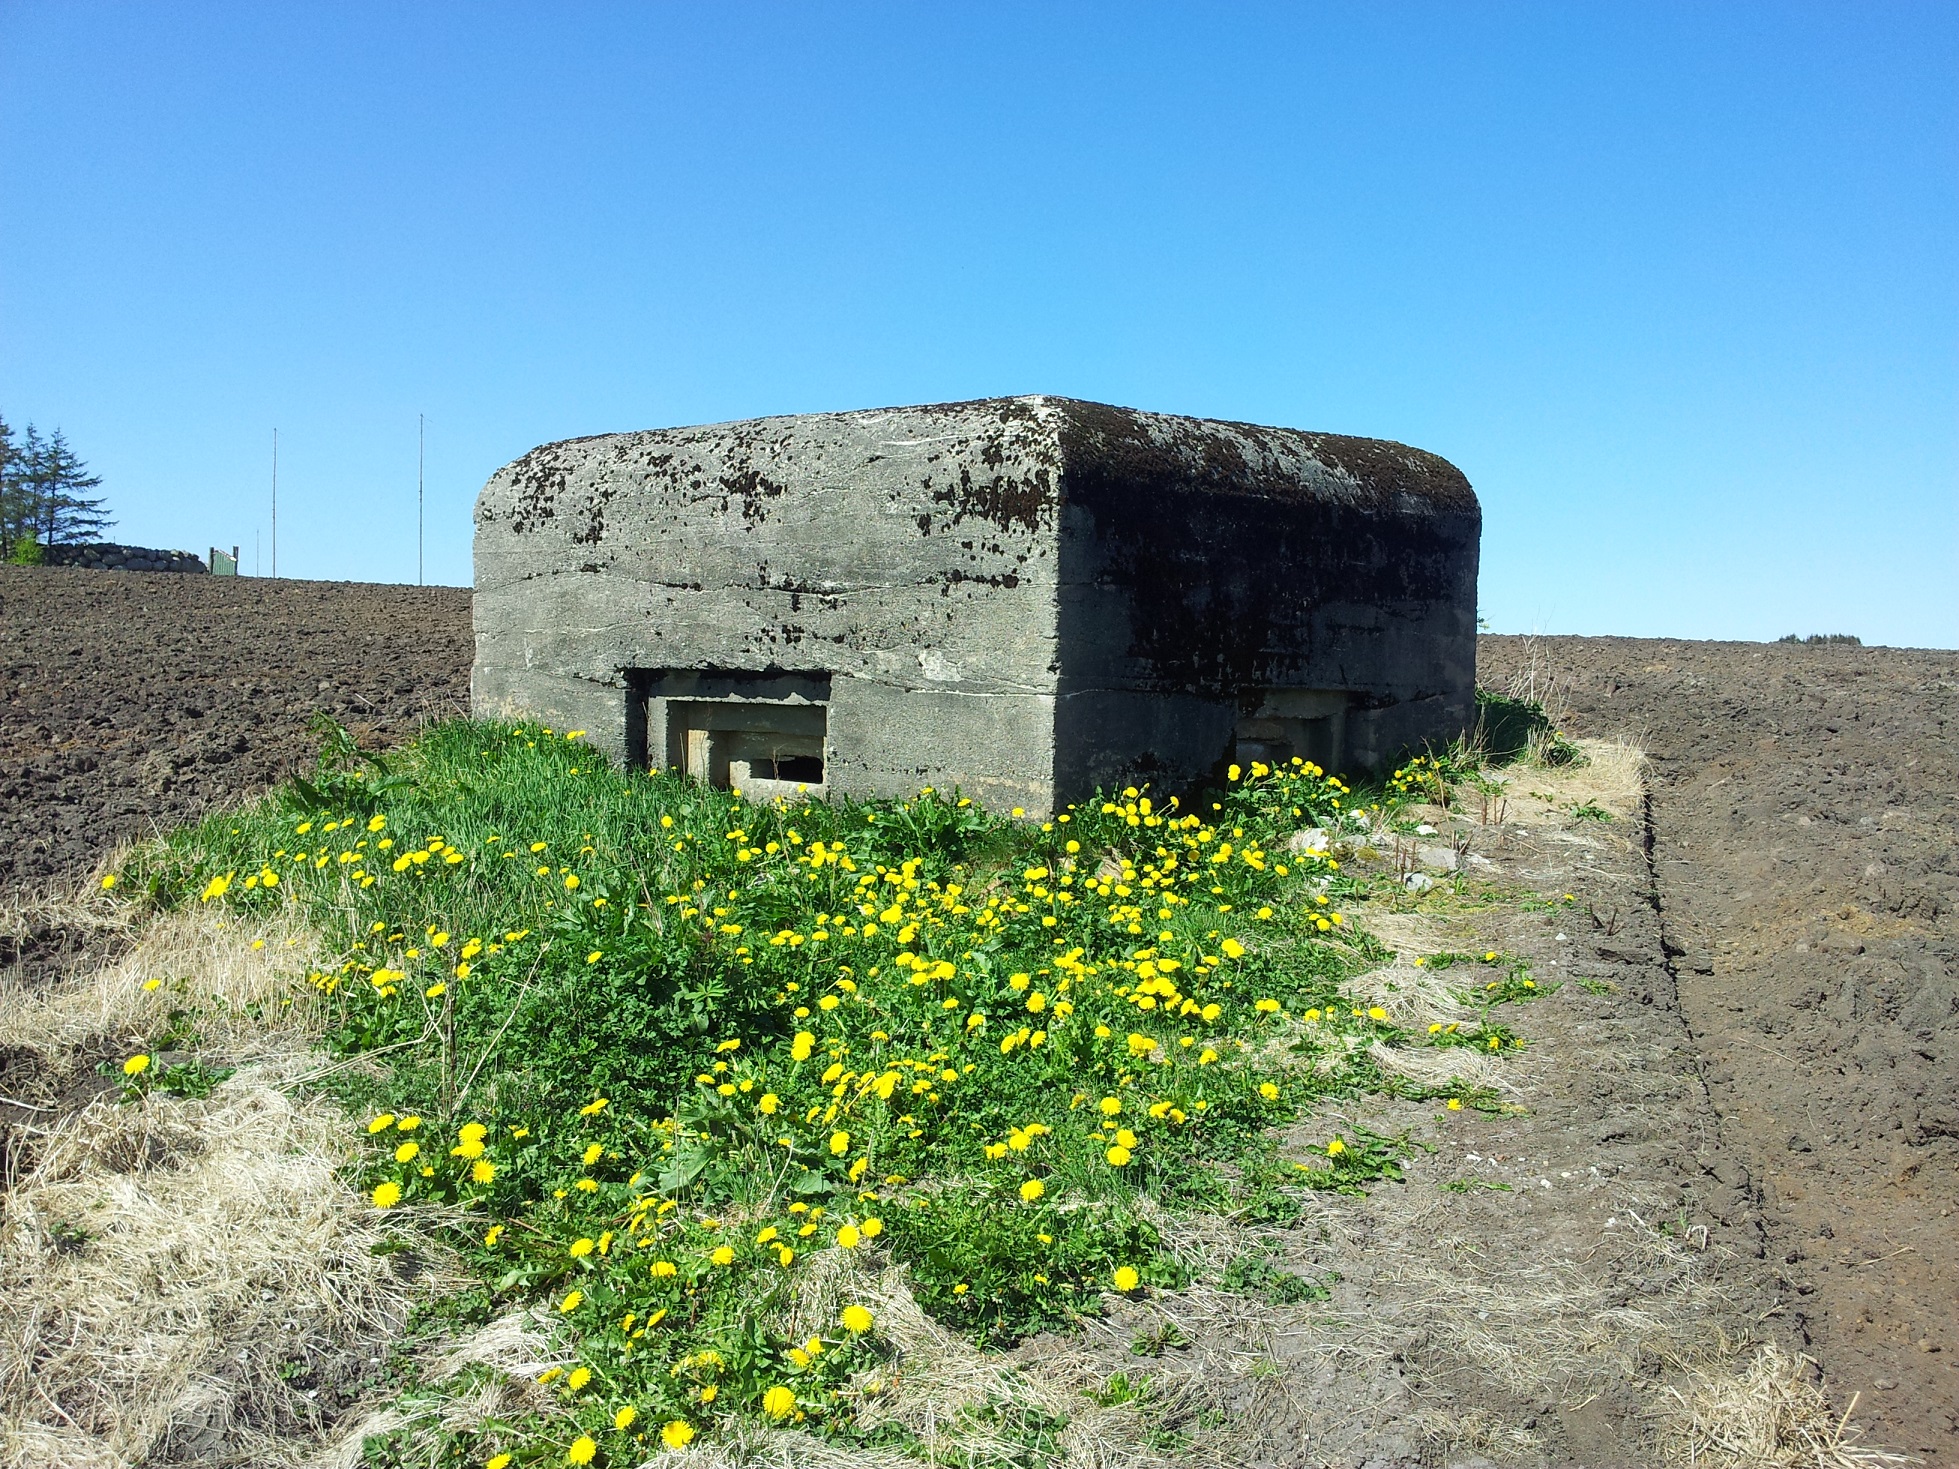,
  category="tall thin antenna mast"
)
[418,413,425,586]
[271,428,279,579]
